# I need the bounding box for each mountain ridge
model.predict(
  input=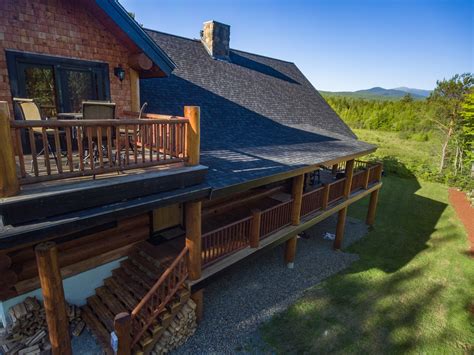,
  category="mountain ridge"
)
[320,86,432,100]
